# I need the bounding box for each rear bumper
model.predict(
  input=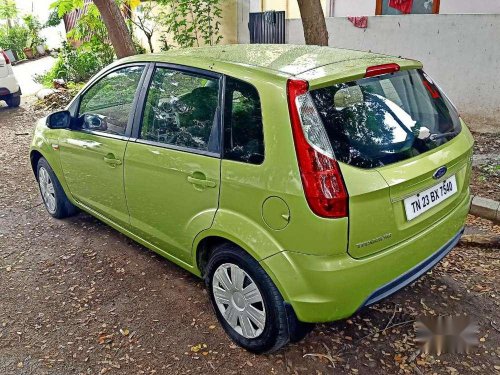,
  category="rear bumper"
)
[360,227,463,308]
[0,74,21,98]
[261,192,470,323]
